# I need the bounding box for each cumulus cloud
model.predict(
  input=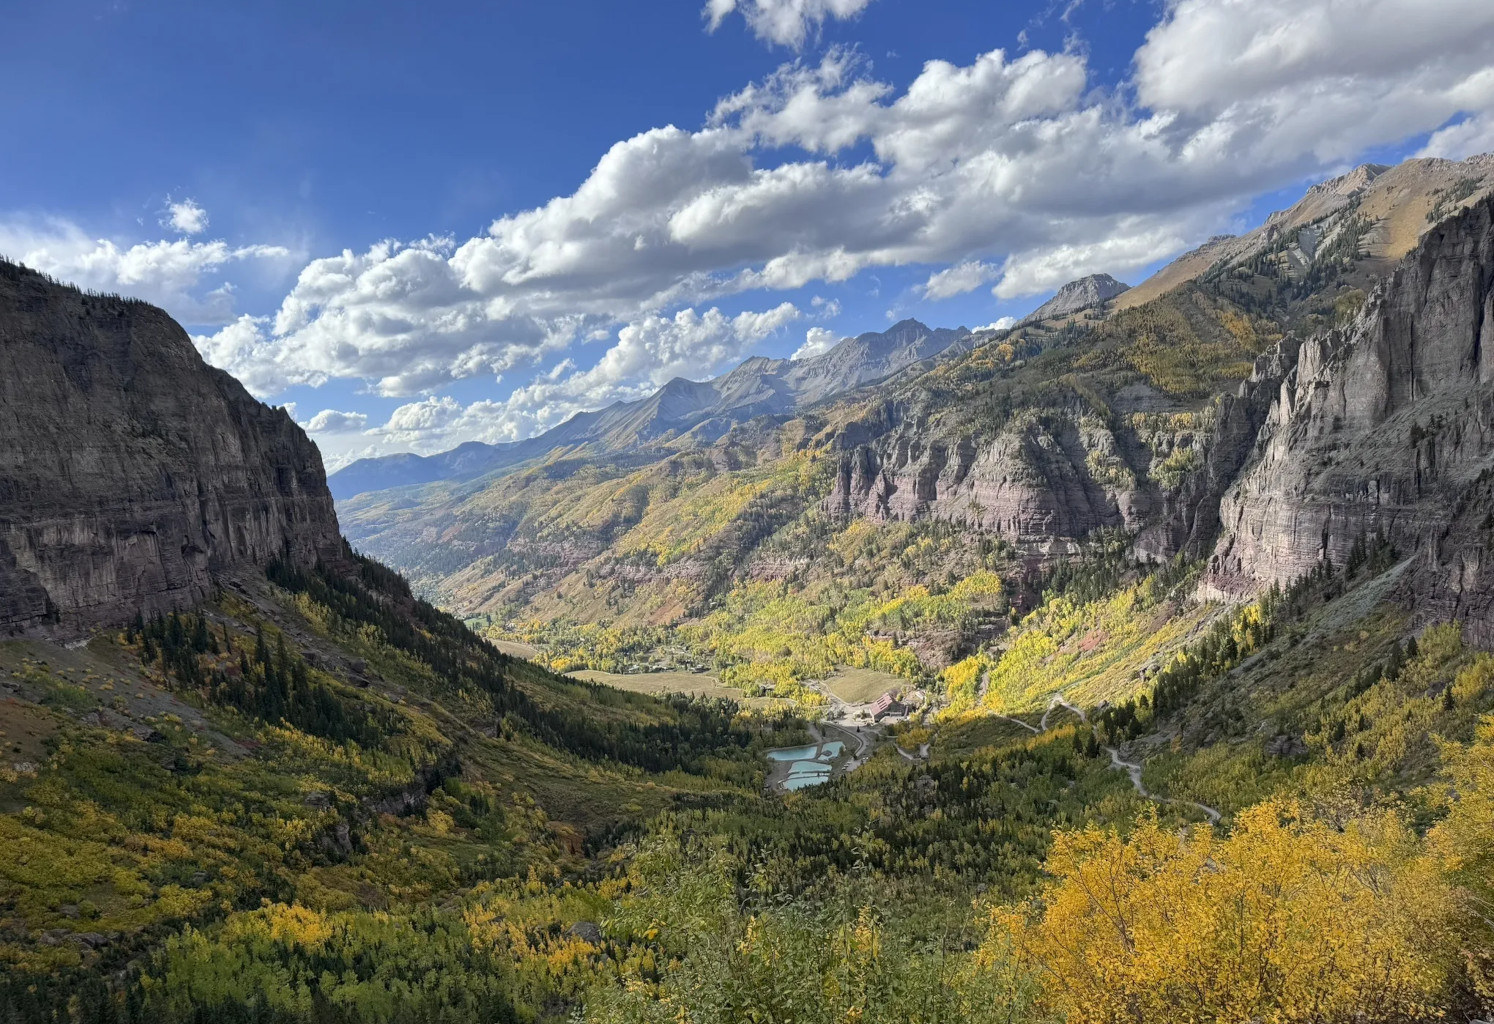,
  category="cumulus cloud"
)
[993,223,1187,301]
[372,396,466,447]
[179,0,1494,440]
[163,197,210,235]
[704,0,875,49]
[922,261,999,300]
[361,302,802,453]
[0,216,291,326]
[794,325,840,359]
[974,317,1017,334]
[302,409,369,433]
